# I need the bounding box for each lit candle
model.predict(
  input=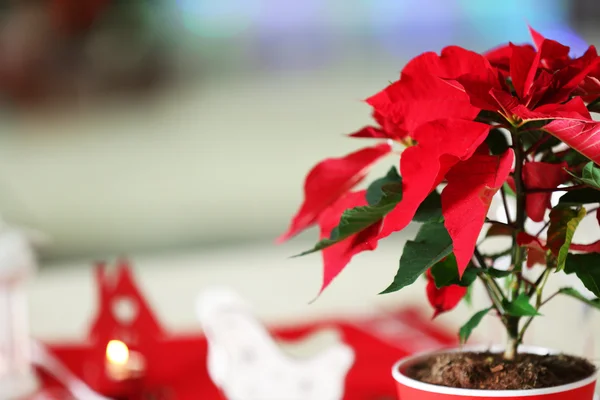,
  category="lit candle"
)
[105,340,145,382]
